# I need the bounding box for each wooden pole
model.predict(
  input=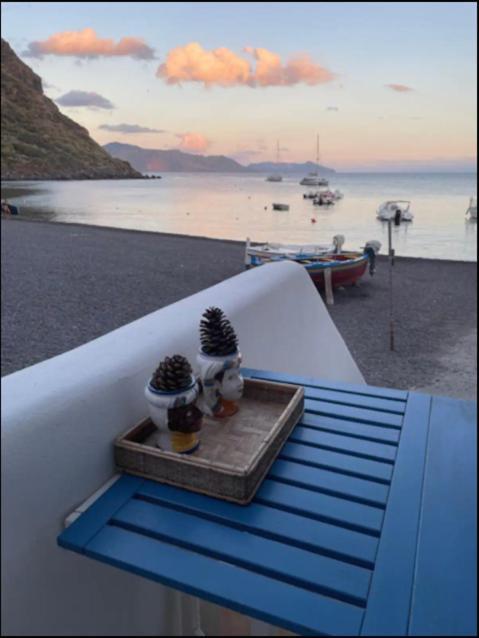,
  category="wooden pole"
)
[388,219,395,351]
[324,267,334,305]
